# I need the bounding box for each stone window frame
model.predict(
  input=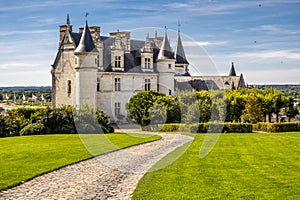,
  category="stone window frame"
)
[114,77,121,91]
[115,56,121,68]
[114,102,121,116]
[145,78,151,91]
[144,58,151,69]
[67,80,71,95]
